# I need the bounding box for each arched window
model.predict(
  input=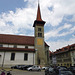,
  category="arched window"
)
[11,53,15,61]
